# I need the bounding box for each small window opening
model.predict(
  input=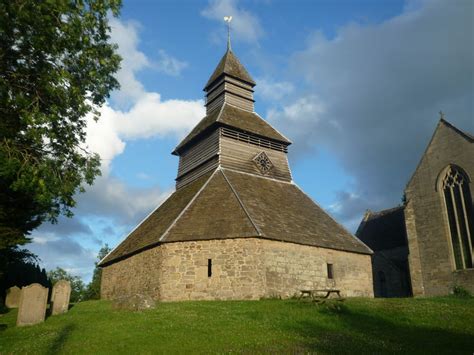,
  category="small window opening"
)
[208,259,212,277]
[327,263,334,279]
